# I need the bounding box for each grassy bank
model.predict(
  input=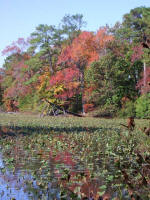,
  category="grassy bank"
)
[0,112,149,128]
